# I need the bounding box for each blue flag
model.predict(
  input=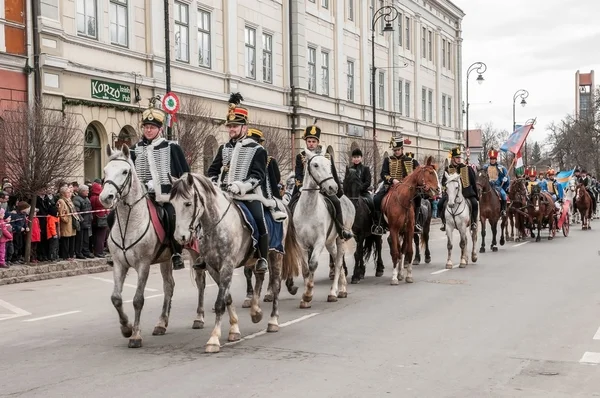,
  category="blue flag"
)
[556,169,575,191]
